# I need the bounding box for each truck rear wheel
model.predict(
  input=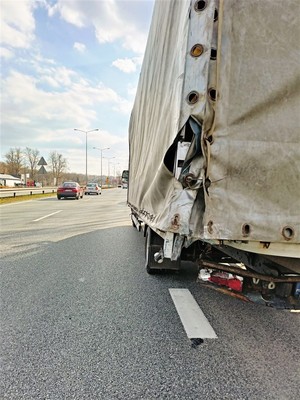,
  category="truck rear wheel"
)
[145,227,180,274]
[145,227,160,274]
